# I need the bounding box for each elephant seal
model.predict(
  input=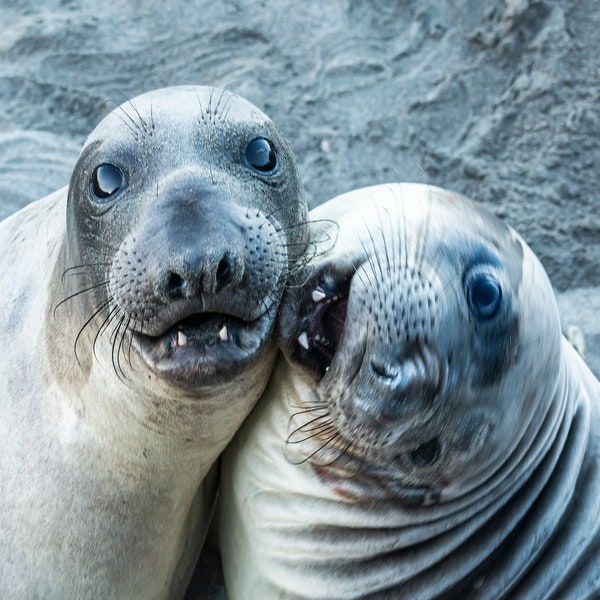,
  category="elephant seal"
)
[220,183,600,599]
[0,85,307,598]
